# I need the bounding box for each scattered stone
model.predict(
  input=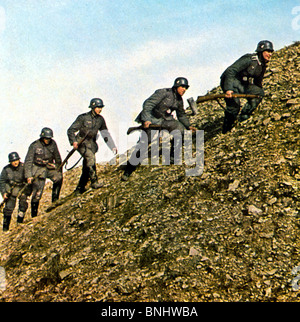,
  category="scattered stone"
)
[248,205,263,215]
